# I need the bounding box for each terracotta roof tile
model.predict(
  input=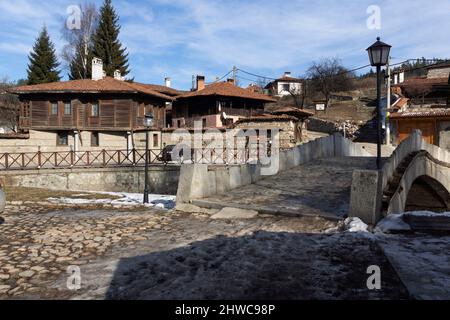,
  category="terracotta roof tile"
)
[177,81,276,102]
[390,108,450,119]
[276,75,303,83]
[392,77,448,88]
[271,106,314,117]
[233,114,298,125]
[10,77,173,100]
